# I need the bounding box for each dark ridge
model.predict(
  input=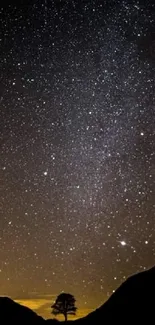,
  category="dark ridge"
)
[0,296,44,324]
[74,266,155,324]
